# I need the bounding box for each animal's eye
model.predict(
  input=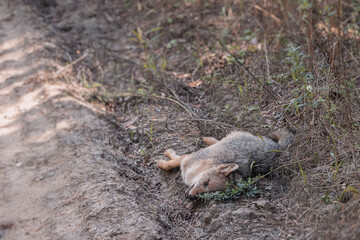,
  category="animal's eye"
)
[203,180,210,188]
